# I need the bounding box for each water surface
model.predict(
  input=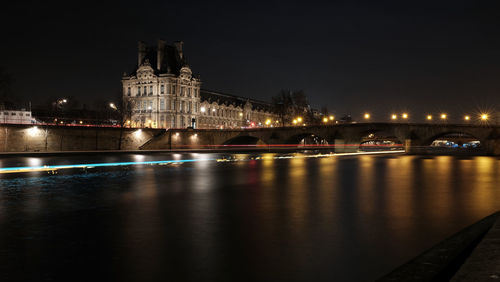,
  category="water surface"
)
[0,152,499,281]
